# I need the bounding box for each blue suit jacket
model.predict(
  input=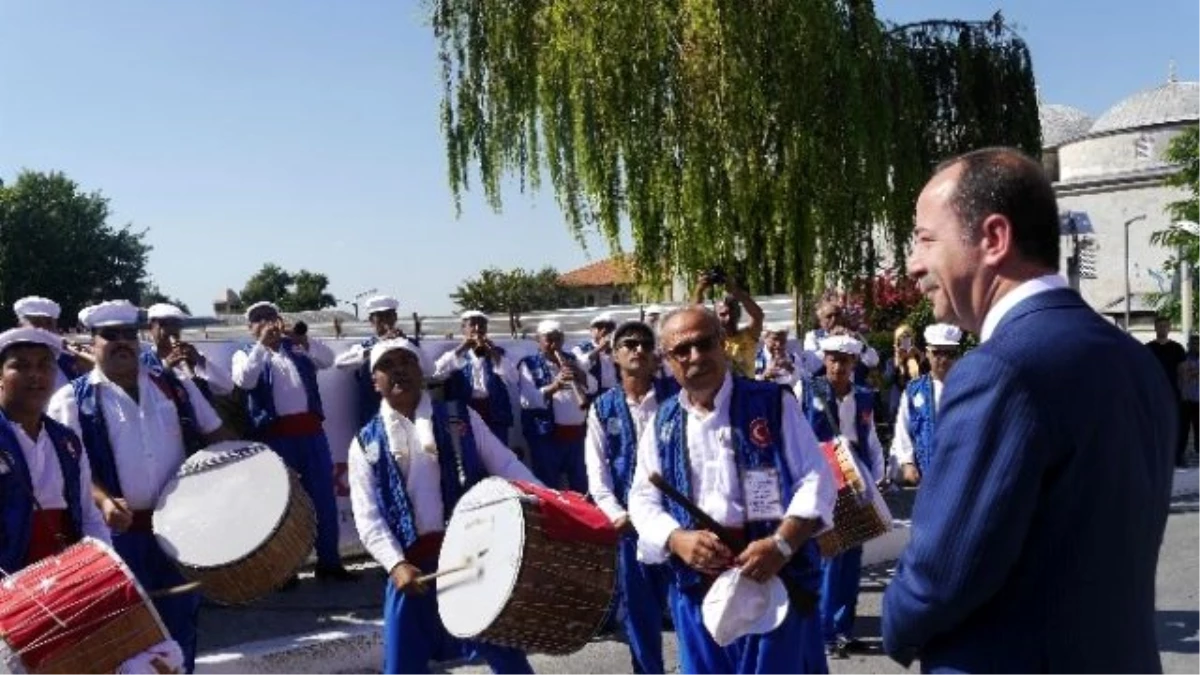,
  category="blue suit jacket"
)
[882,288,1176,673]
